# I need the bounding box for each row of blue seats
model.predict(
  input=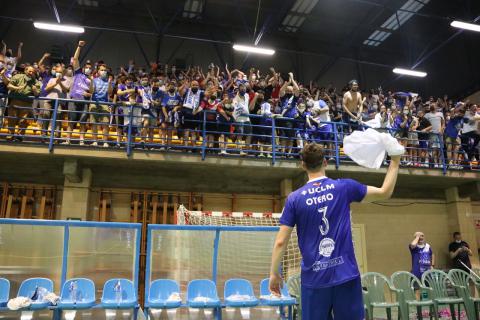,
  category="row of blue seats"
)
[0,277,296,312]
[145,278,295,309]
[0,277,137,311]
